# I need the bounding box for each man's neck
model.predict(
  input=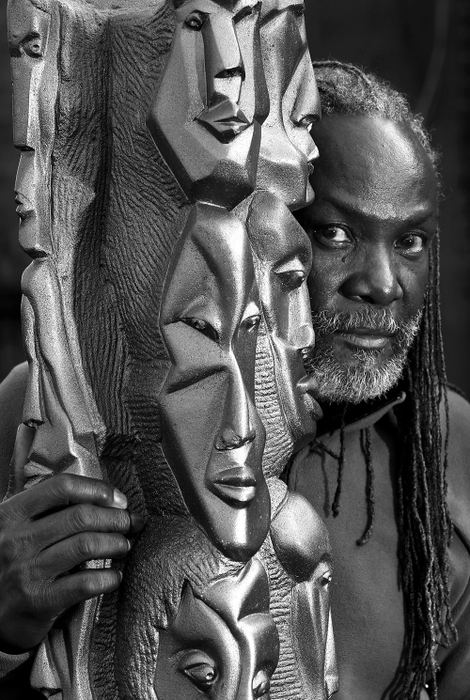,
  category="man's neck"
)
[317,382,407,436]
